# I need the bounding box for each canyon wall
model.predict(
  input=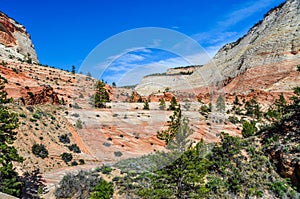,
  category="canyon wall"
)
[0,12,38,63]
